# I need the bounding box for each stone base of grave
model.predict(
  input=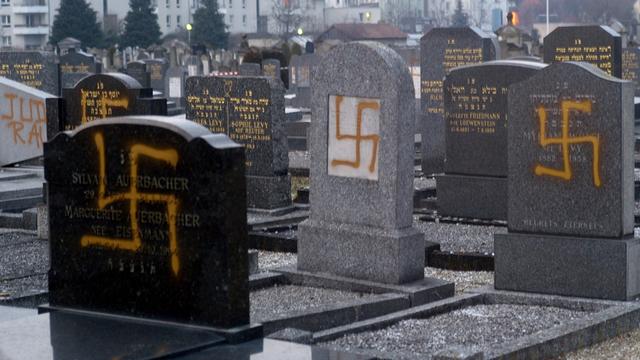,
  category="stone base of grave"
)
[495,232,640,300]
[297,219,425,285]
[247,174,293,212]
[436,174,507,220]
